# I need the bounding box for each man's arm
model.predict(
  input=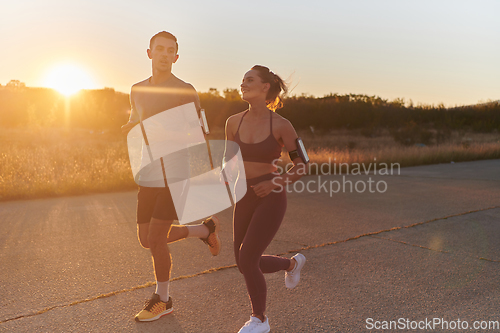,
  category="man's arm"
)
[186,83,201,112]
[122,88,140,133]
